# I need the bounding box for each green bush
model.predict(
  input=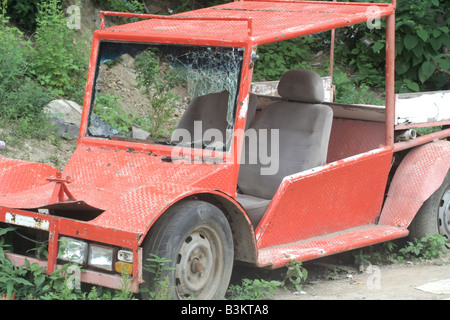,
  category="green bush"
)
[92,0,144,13]
[29,0,88,102]
[336,0,450,93]
[254,0,449,94]
[353,234,448,266]
[253,36,322,81]
[93,93,152,135]
[0,1,54,123]
[227,278,281,300]
[398,234,448,261]
[135,48,181,138]
[5,0,47,30]
[394,0,450,92]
